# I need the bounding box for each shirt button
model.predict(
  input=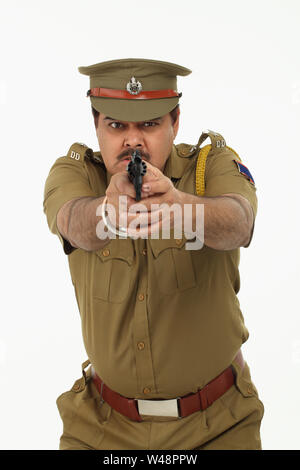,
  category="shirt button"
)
[142,248,147,256]
[73,383,80,391]
[175,239,182,246]
[143,387,151,394]
[247,386,253,395]
[137,342,145,350]
[138,293,145,301]
[102,249,110,257]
